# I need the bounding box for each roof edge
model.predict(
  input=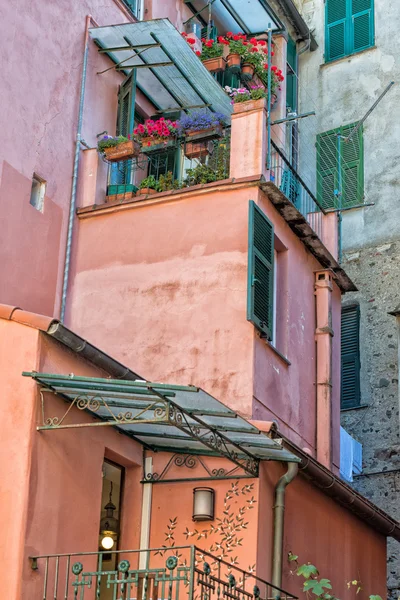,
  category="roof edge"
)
[280,435,400,542]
